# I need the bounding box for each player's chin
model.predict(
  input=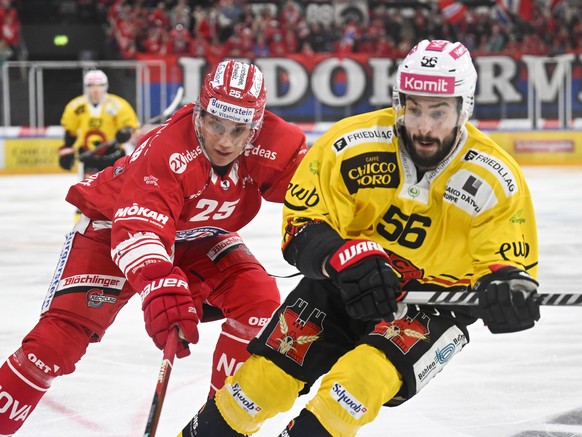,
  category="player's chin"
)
[210,152,236,166]
[414,148,438,163]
